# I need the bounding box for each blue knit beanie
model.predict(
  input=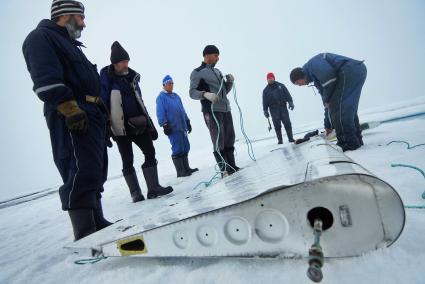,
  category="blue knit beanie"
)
[162,75,173,85]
